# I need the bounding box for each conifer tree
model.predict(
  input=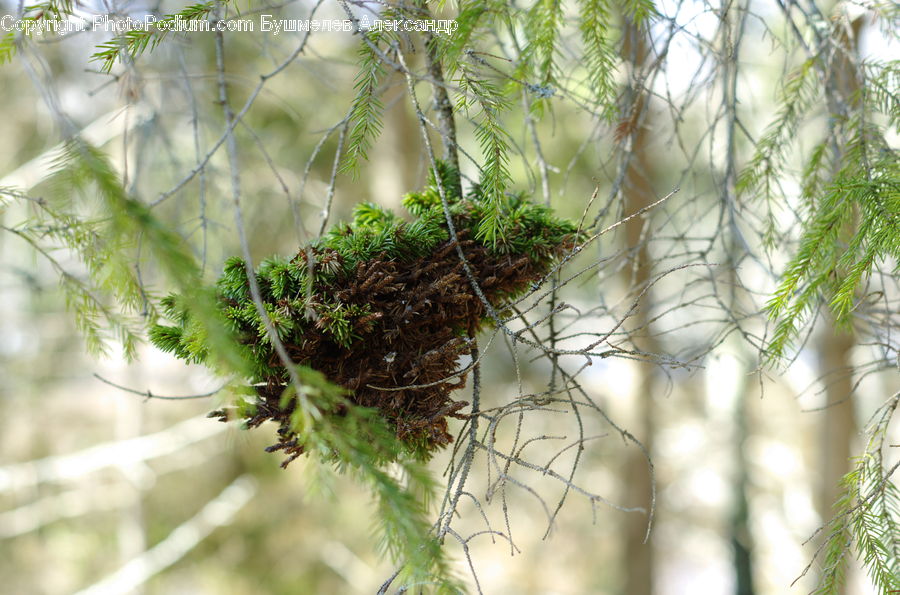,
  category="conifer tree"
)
[1,0,897,591]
